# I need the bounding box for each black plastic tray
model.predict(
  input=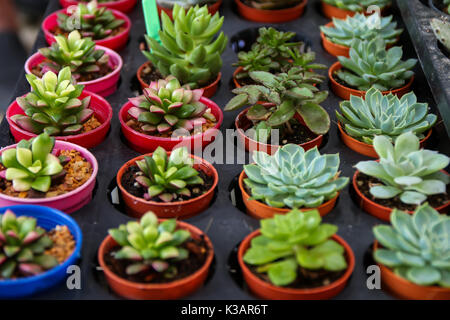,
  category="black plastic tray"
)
[1,0,449,300]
